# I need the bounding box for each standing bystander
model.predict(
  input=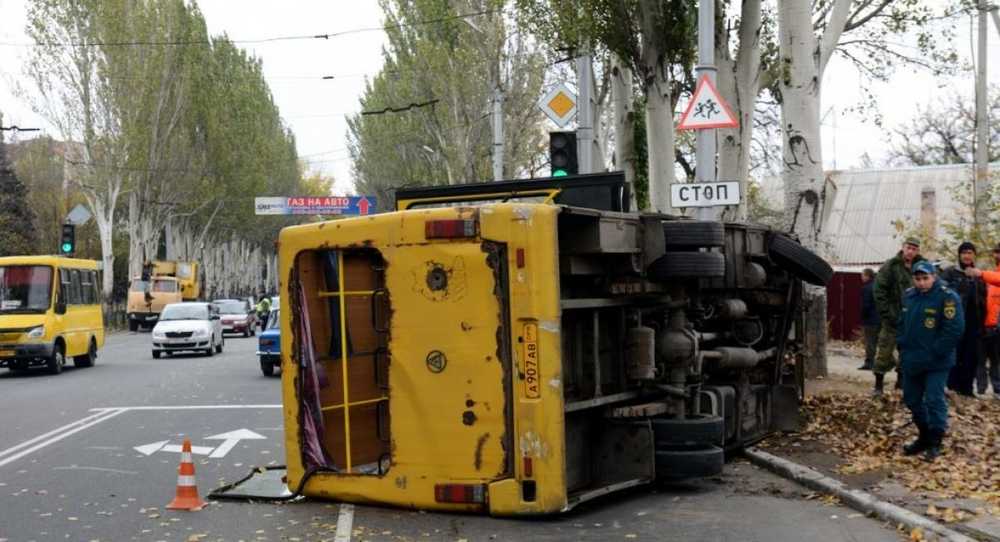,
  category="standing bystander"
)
[941,242,986,396]
[898,261,964,461]
[858,268,880,371]
[963,245,1000,399]
[873,238,925,395]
